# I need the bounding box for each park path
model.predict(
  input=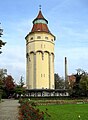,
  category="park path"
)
[0,99,20,120]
